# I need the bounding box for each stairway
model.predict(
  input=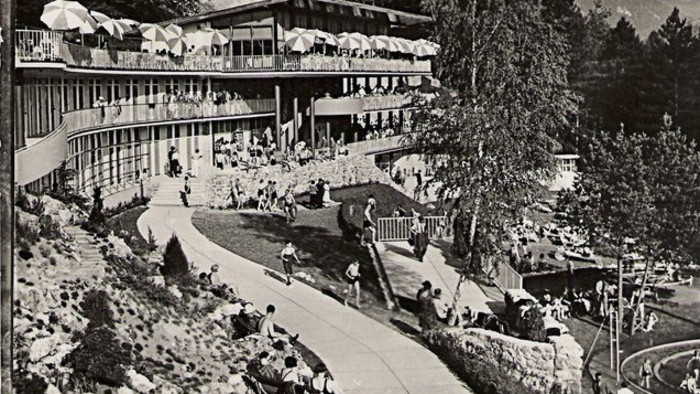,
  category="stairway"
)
[149,175,208,207]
